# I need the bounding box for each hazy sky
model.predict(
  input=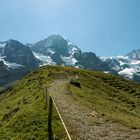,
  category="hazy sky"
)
[0,0,140,56]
